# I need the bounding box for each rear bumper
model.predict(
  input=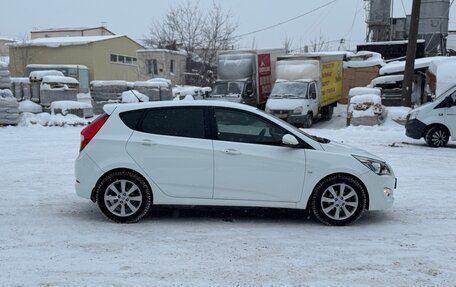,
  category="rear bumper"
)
[75,151,103,201]
[405,119,426,139]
